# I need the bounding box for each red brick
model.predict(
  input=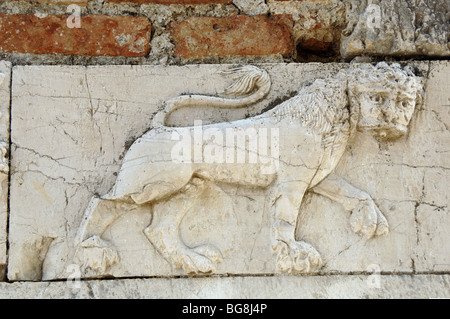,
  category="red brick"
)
[0,14,151,57]
[298,38,332,53]
[106,0,231,4]
[171,15,294,59]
